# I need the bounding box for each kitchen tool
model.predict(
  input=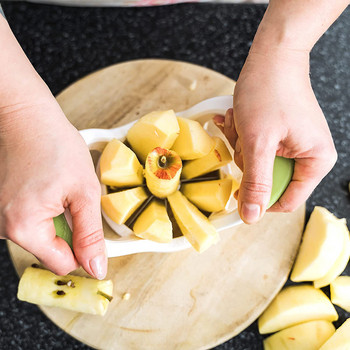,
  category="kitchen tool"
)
[7,60,305,350]
[54,95,294,257]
